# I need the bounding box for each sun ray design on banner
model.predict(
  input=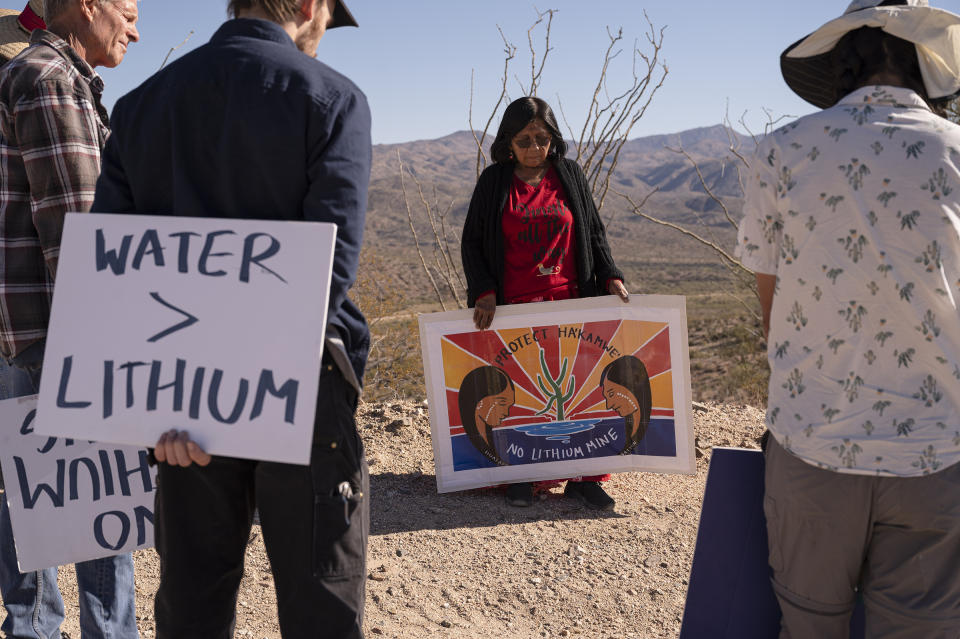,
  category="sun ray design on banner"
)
[441,320,674,435]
